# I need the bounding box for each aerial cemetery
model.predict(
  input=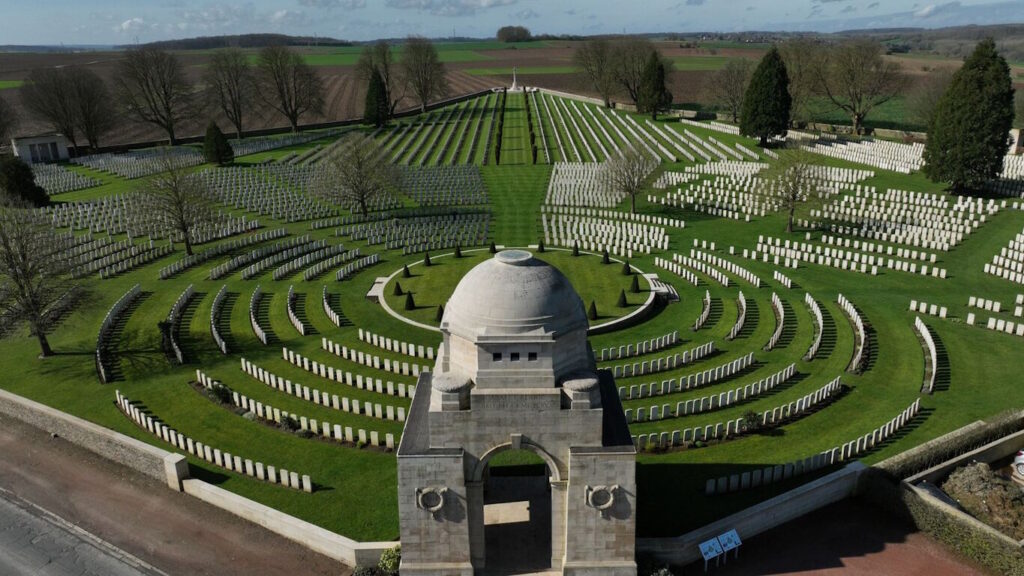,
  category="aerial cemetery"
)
[1,17,1024,576]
